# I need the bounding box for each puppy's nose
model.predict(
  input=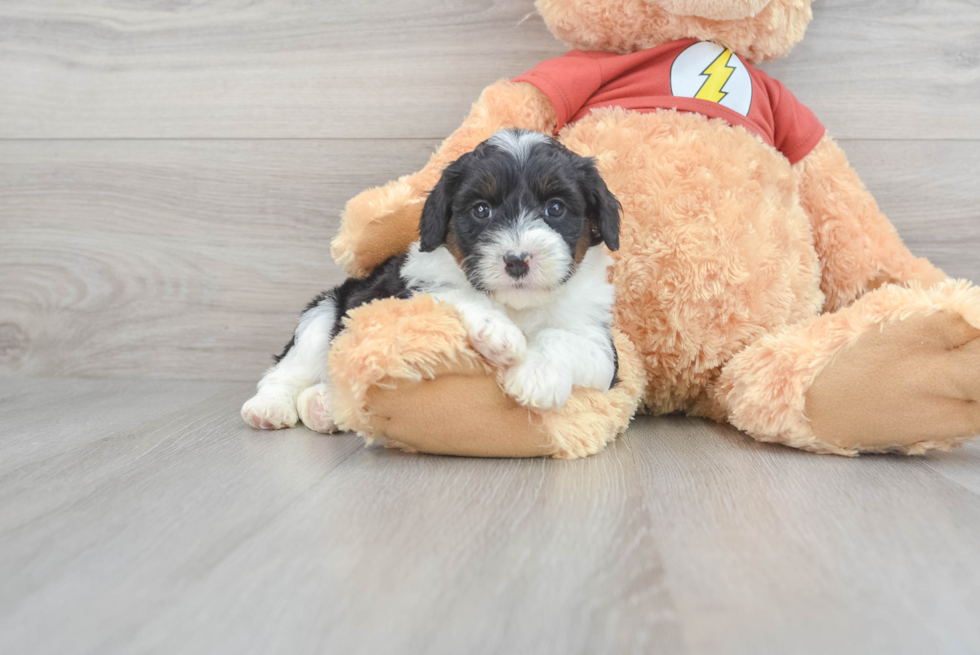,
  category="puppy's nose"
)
[503,251,531,279]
